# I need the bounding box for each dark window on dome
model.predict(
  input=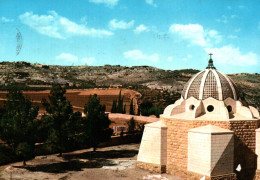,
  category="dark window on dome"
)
[227,105,232,113]
[207,105,214,112]
[189,105,195,111]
